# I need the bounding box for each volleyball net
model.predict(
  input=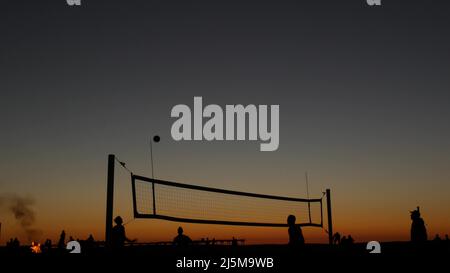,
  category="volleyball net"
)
[131,174,325,227]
